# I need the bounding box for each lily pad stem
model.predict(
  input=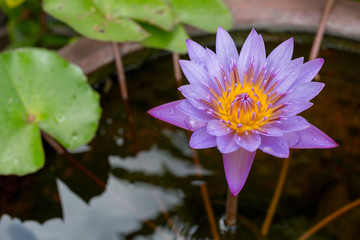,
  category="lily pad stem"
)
[298,199,360,240]
[112,42,140,151]
[261,157,290,236]
[309,0,335,61]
